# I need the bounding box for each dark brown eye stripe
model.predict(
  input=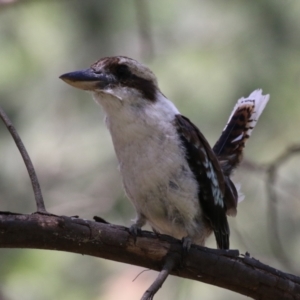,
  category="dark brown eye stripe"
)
[91,57,157,102]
